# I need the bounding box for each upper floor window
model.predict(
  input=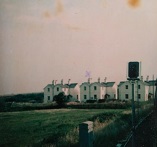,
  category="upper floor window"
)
[138,85,141,89]
[94,86,97,90]
[48,96,50,100]
[48,88,50,92]
[84,86,86,91]
[57,87,59,91]
[138,94,141,99]
[125,85,128,89]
